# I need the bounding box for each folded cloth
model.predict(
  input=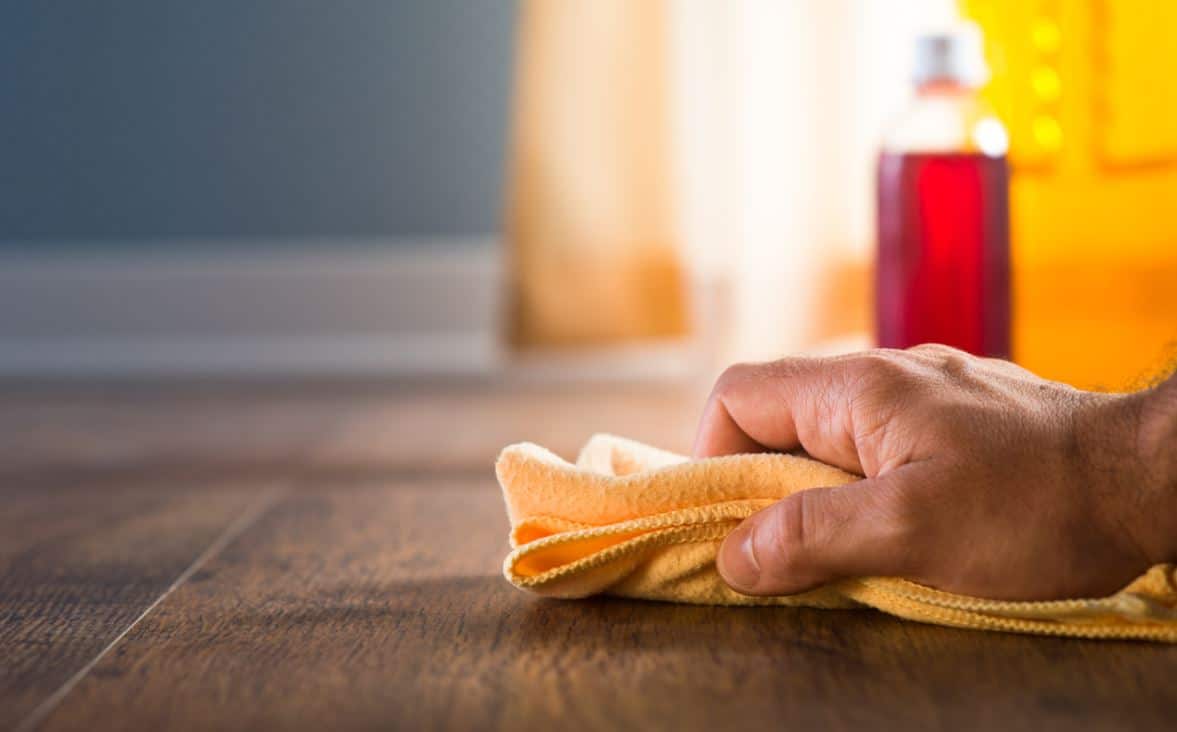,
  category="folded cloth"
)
[497,434,1177,642]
